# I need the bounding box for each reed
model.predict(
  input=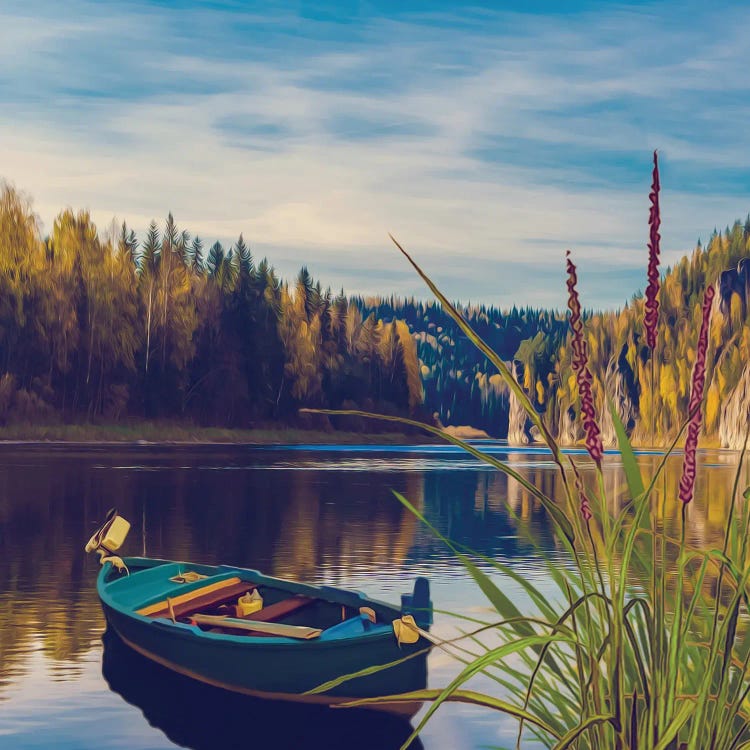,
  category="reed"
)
[646,150,661,447]
[645,150,662,354]
[305,156,750,750]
